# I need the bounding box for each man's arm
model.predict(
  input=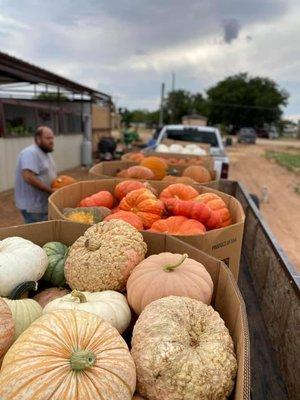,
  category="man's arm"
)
[22,169,54,194]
